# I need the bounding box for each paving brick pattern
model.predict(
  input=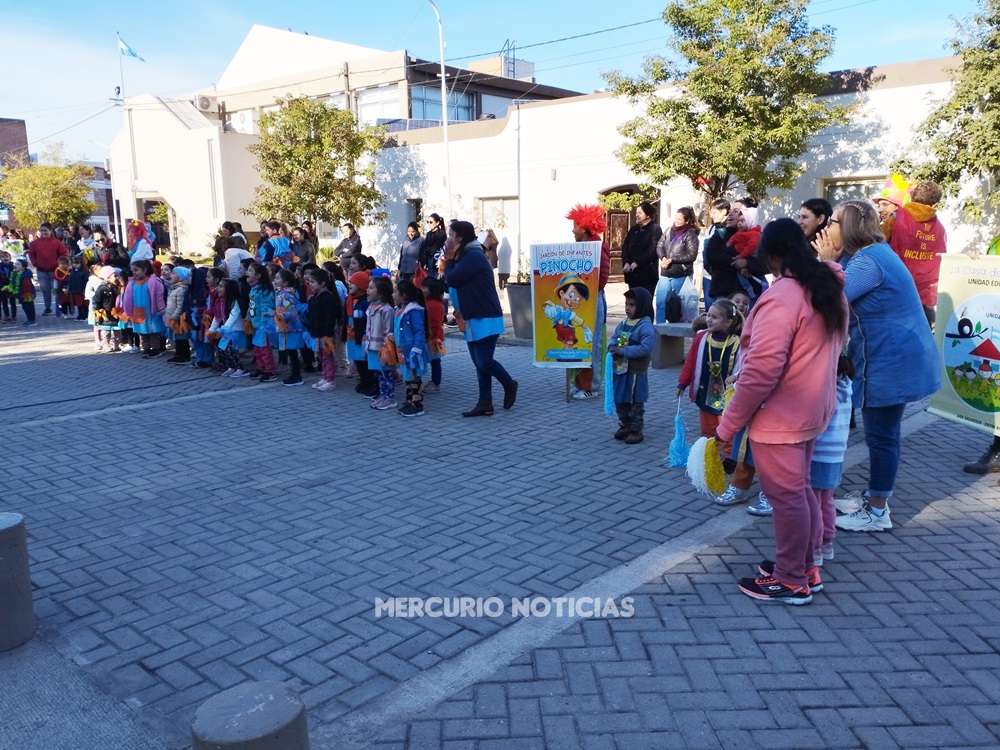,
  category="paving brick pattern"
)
[2,315,999,749]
